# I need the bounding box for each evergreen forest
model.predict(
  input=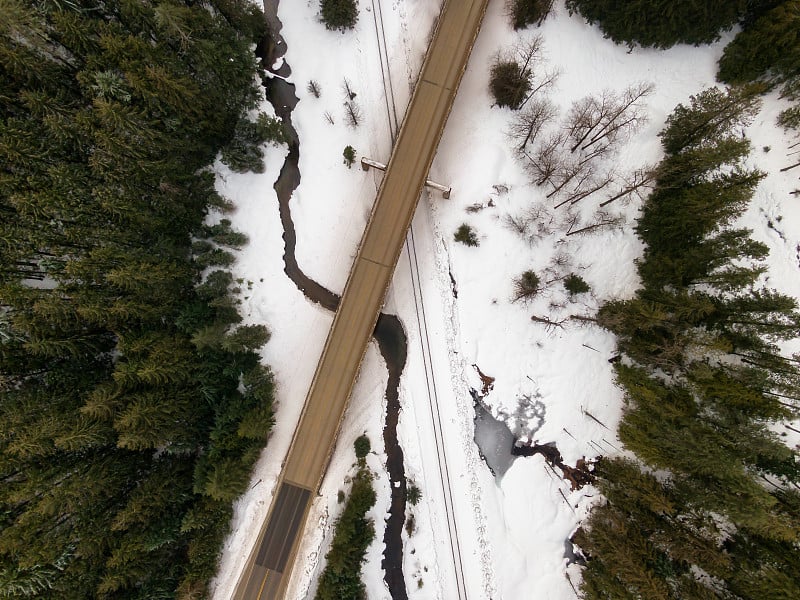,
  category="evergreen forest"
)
[564,0,747,48]
[576,87,800,599]
[0,1,279,598]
